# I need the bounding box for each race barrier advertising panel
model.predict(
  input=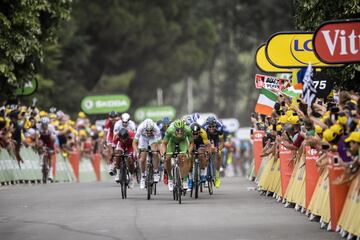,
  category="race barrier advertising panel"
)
[253,130,265,177]
[0,147,110,185]
[305,147,320,209]
[279,143,294,197]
